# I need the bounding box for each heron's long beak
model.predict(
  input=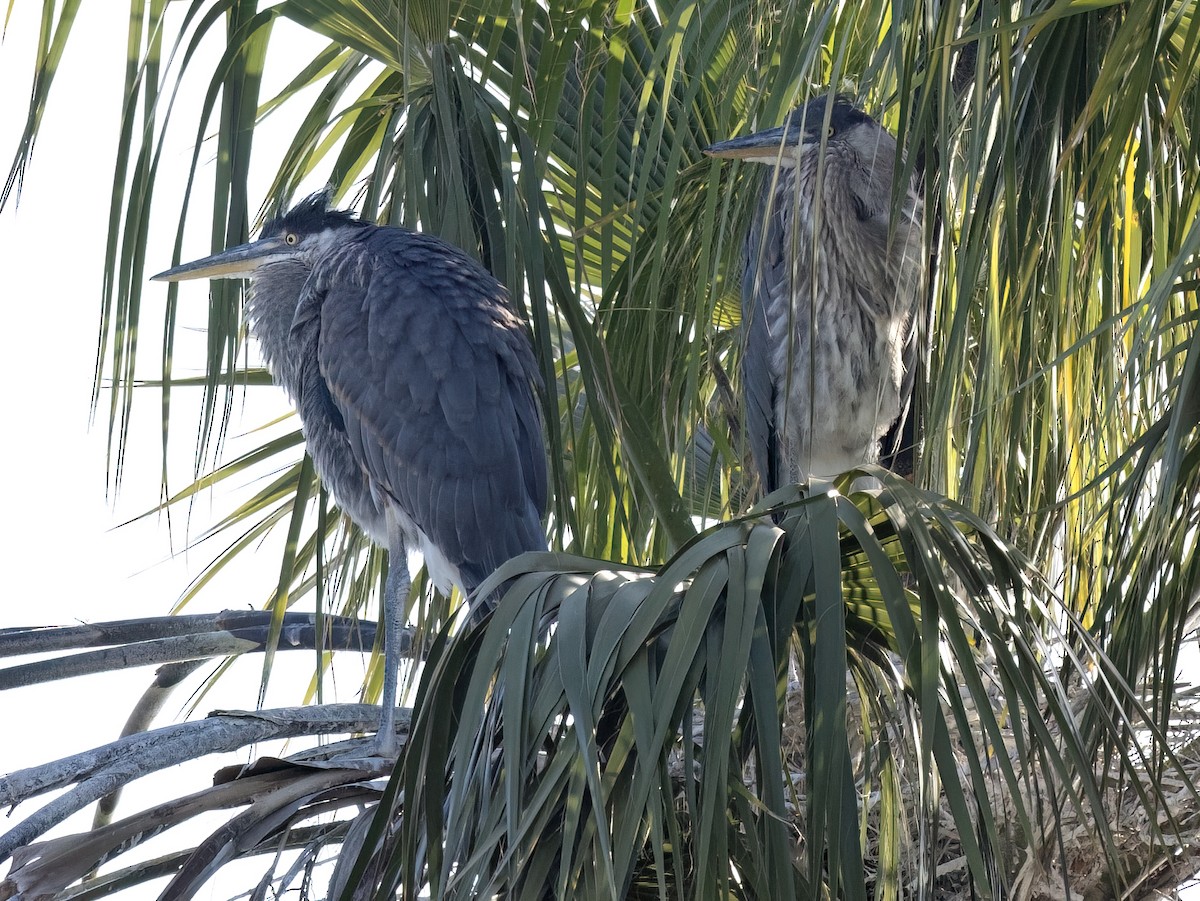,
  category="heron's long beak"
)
[704,124,795,159]
[151,235,291,282]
